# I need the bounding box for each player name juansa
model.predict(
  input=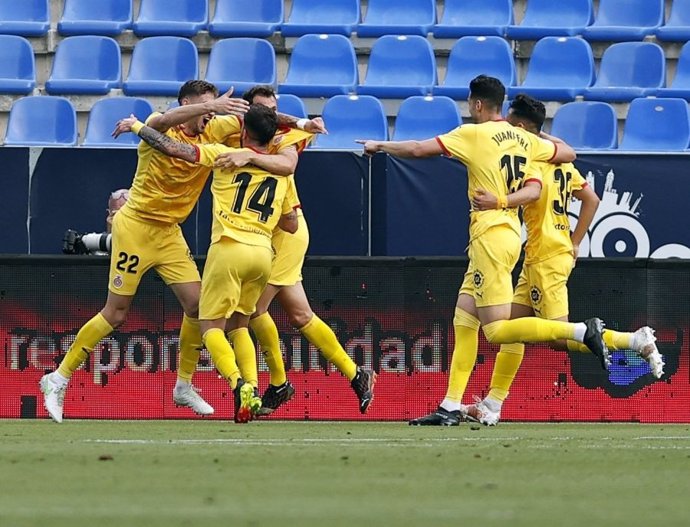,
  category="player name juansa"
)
[490,128,531,151]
